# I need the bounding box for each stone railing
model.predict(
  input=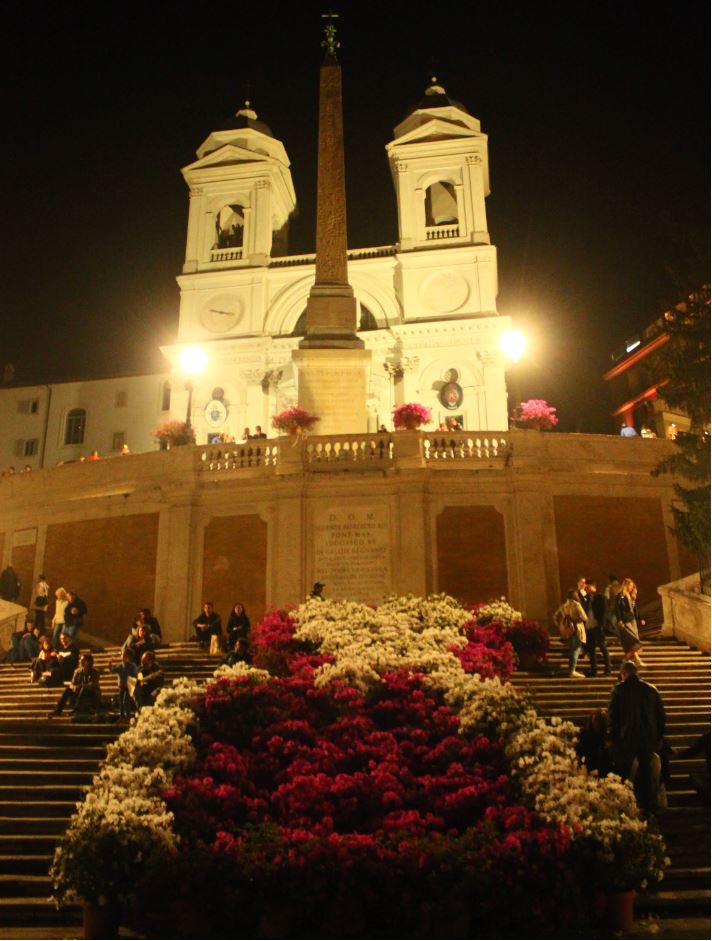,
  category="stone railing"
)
[658,573,711,652]
[197,432,509,474]
[200,443,279,471]
[210,246,243,263]
[304,435,394,465]
[425,224,461,240]
[423,434,509,463]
